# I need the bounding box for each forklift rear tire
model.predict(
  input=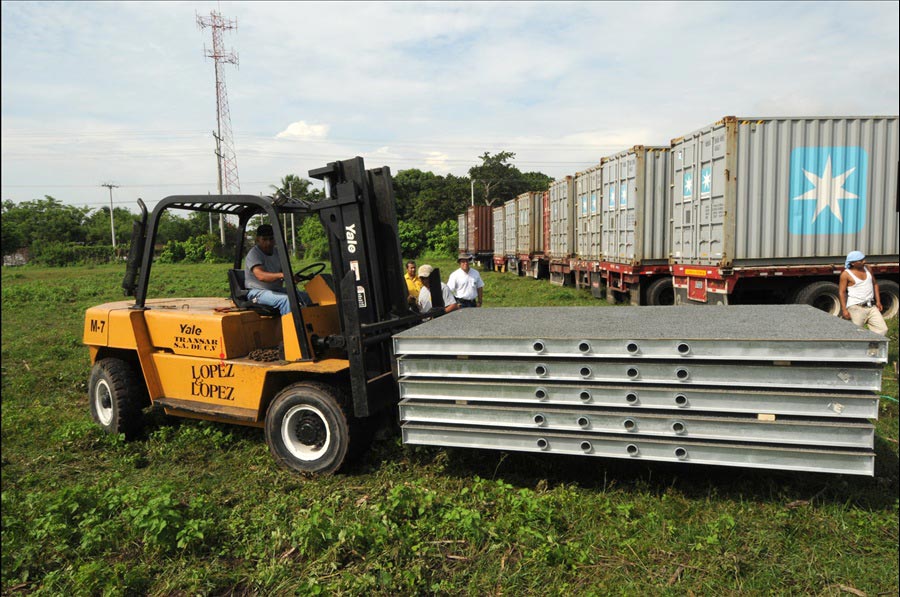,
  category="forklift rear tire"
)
[88,358,145,439]
[265,382,350,475]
